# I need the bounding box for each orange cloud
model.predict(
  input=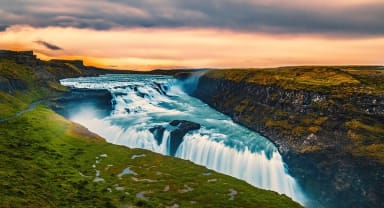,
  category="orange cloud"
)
[0,25,383,70]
